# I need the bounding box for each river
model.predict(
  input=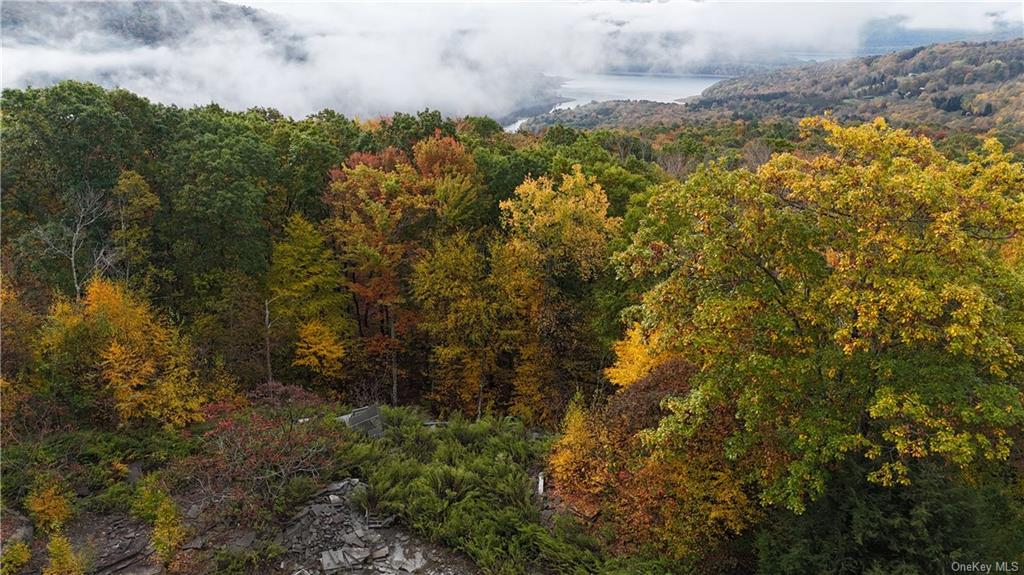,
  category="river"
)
[504,72,726,131]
